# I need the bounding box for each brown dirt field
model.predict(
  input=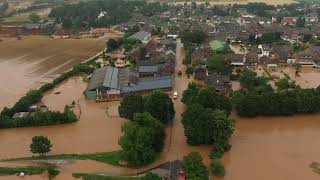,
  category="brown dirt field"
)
[0,35,122,110]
